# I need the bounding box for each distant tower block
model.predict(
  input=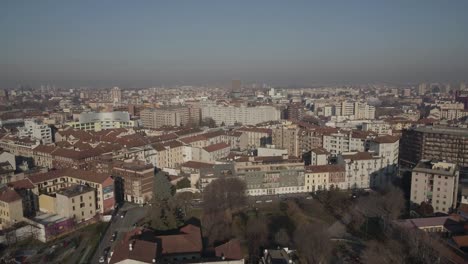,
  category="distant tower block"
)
[232,80,241,92]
